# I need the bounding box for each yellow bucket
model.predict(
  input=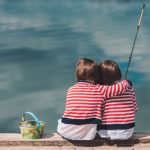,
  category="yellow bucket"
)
[19,112,45,139]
